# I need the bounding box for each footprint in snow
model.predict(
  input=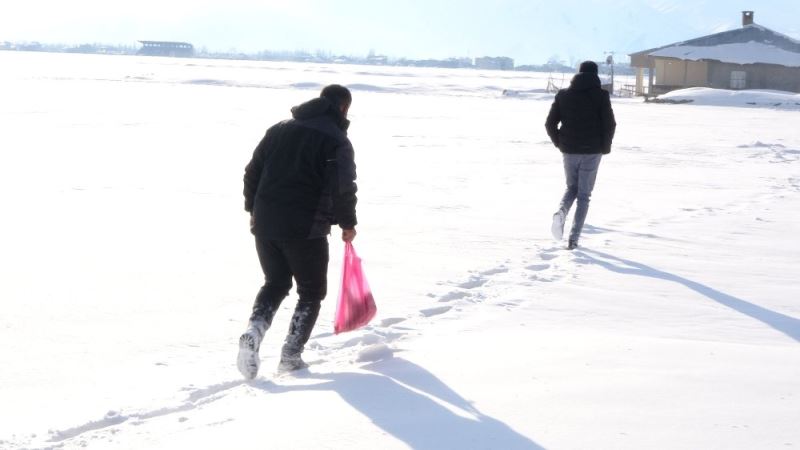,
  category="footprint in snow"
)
[379,317,406,327]
[342,332,383,348]
[439,290,469,302]
[356,343,394,362]
[480,266,509,276]
[458,276,487,289]
[528,274,556,282]
[420,305,452,317]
